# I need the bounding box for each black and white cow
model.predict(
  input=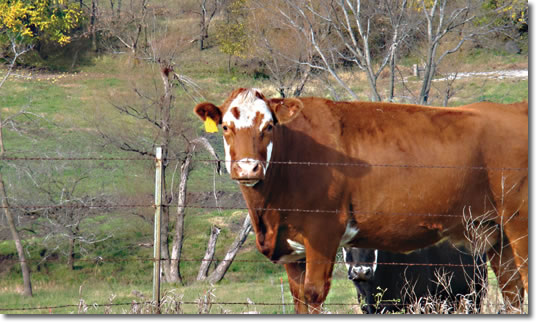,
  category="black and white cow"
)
[343,242,487,314]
